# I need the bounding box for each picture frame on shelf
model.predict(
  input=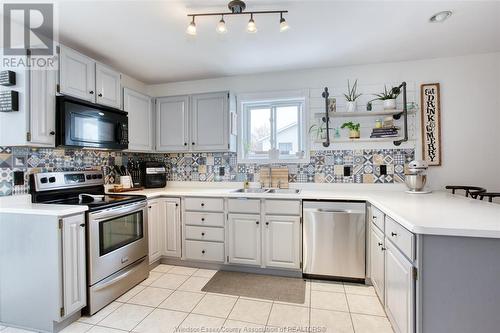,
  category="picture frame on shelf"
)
[420,83,441,166]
